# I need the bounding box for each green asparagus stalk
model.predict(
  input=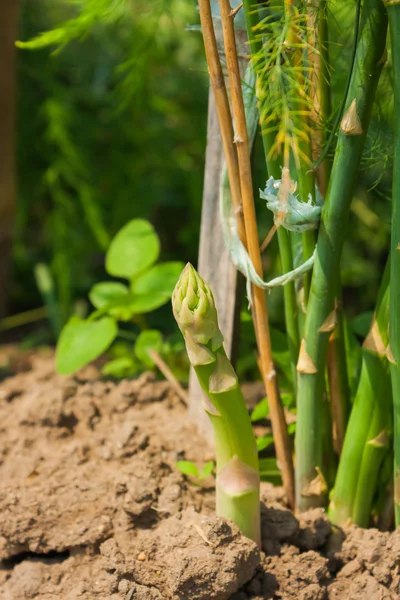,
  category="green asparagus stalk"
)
[329,261,391,526]
[172,264,260,544]
[384,0,400,526]
[295,0,388,511]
